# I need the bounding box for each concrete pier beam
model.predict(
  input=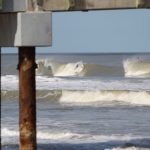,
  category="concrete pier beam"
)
[0,12,52,47]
